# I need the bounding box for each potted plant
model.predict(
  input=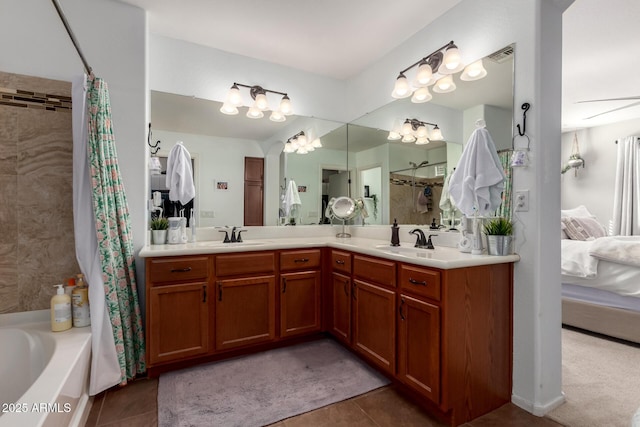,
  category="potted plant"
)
[150,216,169,244]
[483,217,513,256]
